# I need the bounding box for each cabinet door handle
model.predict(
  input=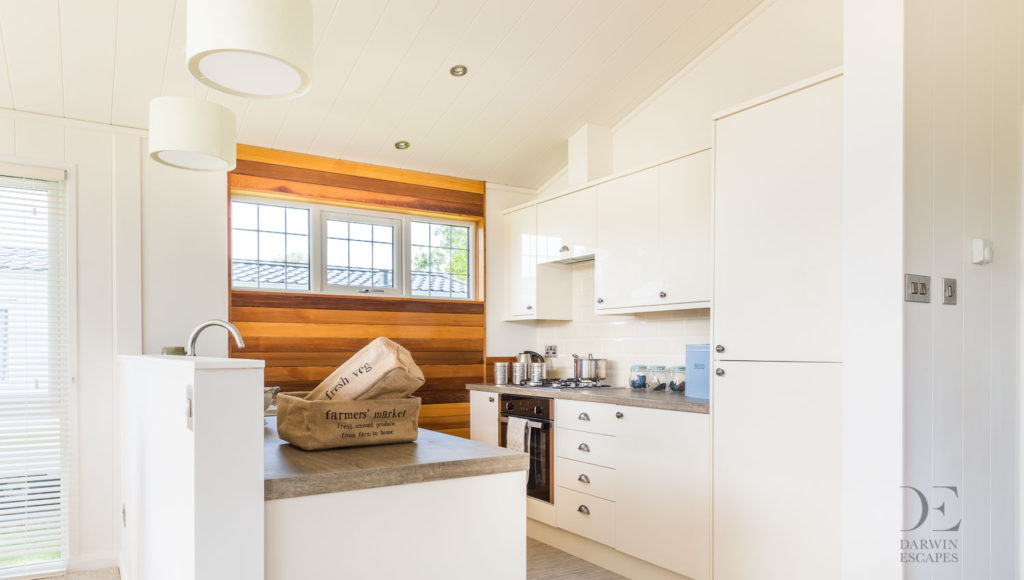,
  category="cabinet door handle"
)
[577,505,591,515]
[715,368,725,376]
[578,474,590,484]
[659,291,667,298]
[526,305,533,310]
[488,397,494,403]
[578,412,590,421]
[615,411,623,419]
[596,297,604,304]
[715,344,725,353]
[560,245,570,253]
[578,442,590,452]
